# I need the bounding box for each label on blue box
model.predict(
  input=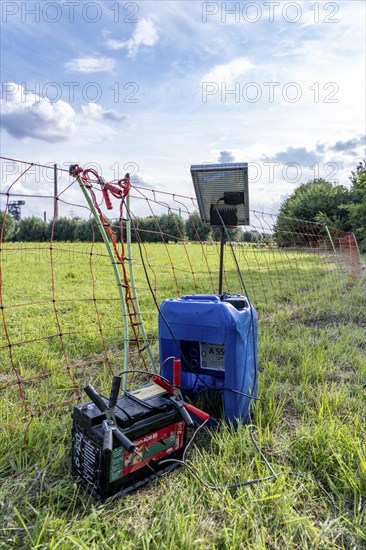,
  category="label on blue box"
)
[200,343,225,371]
